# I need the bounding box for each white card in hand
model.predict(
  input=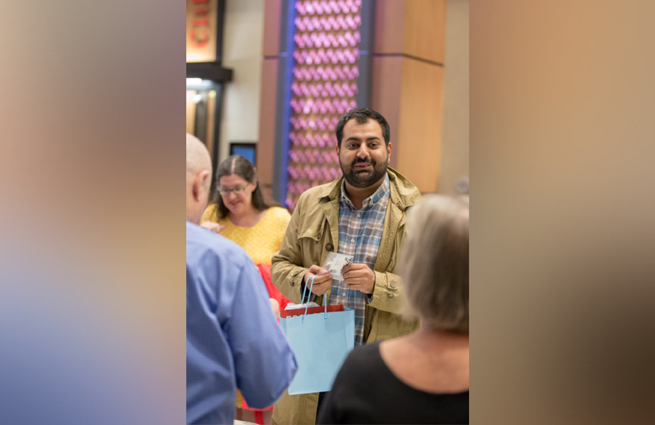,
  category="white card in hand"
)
[322,252,354,280]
